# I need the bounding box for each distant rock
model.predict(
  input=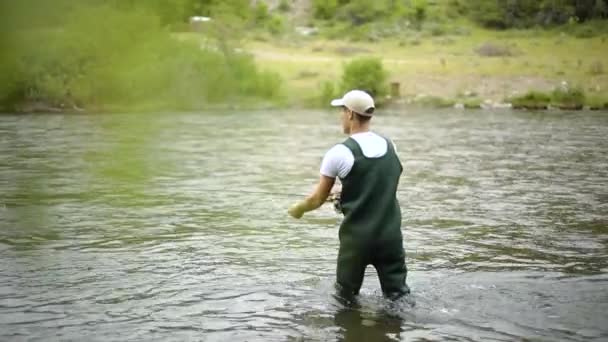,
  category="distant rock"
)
[475,42,516,57]
[295,26,318,36]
